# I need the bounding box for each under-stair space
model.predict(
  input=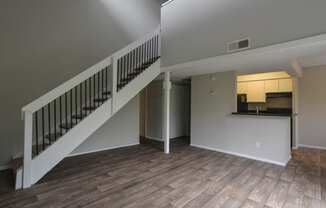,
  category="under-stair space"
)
[16,27,161,189]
